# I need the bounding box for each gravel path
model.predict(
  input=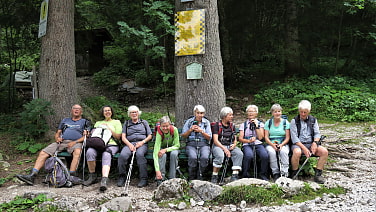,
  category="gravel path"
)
[1,123,375,211]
